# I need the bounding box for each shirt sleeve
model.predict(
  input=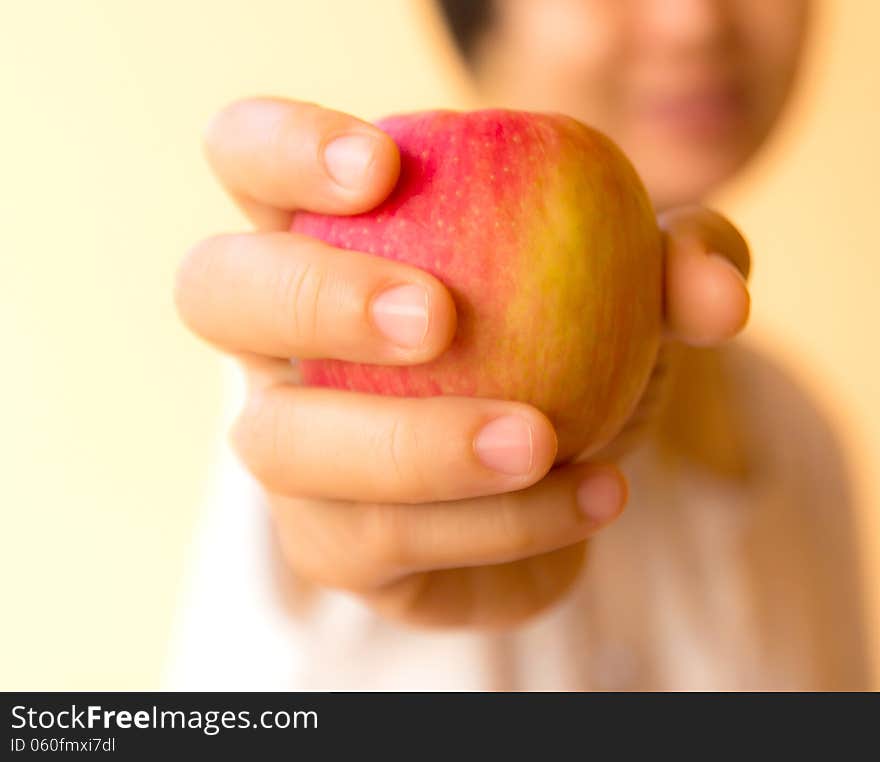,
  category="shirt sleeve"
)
[162,364,309,689]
